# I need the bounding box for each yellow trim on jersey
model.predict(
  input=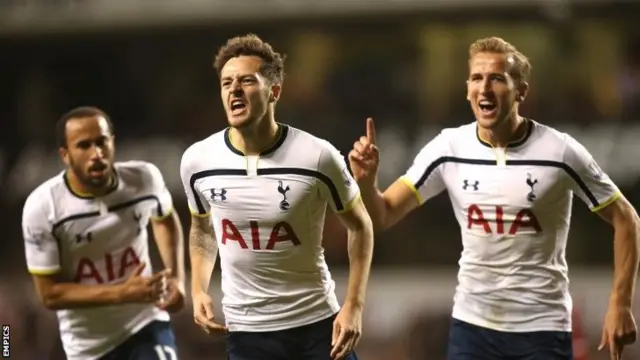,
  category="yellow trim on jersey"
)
[189,208,211,218]
[591,191,622,212]
[151,207,174,221]
[28,267,61,276]
[399,176,424,205]
[334,192,362,214]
